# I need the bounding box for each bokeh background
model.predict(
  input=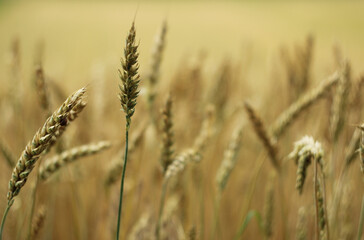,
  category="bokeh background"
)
[0,0,363,240]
